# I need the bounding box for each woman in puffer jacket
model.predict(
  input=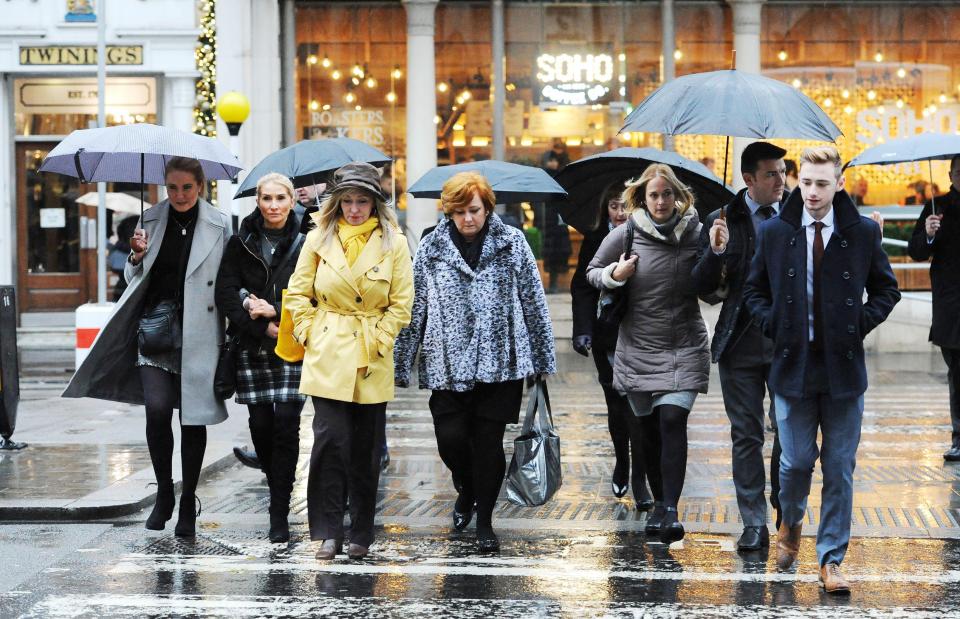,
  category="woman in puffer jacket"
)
[394,172,556,553]
[586,163,710,545]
